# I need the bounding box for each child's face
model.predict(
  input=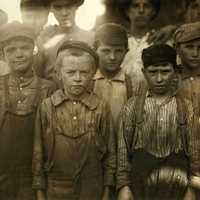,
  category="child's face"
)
[3,38,34,74]
[143,62,175,95]
[126,0,156,28]
[96,42,127,74]
[59,52,95,98]
[185,0,200,23]
[178,39,200,69]
[51,0,77,28]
